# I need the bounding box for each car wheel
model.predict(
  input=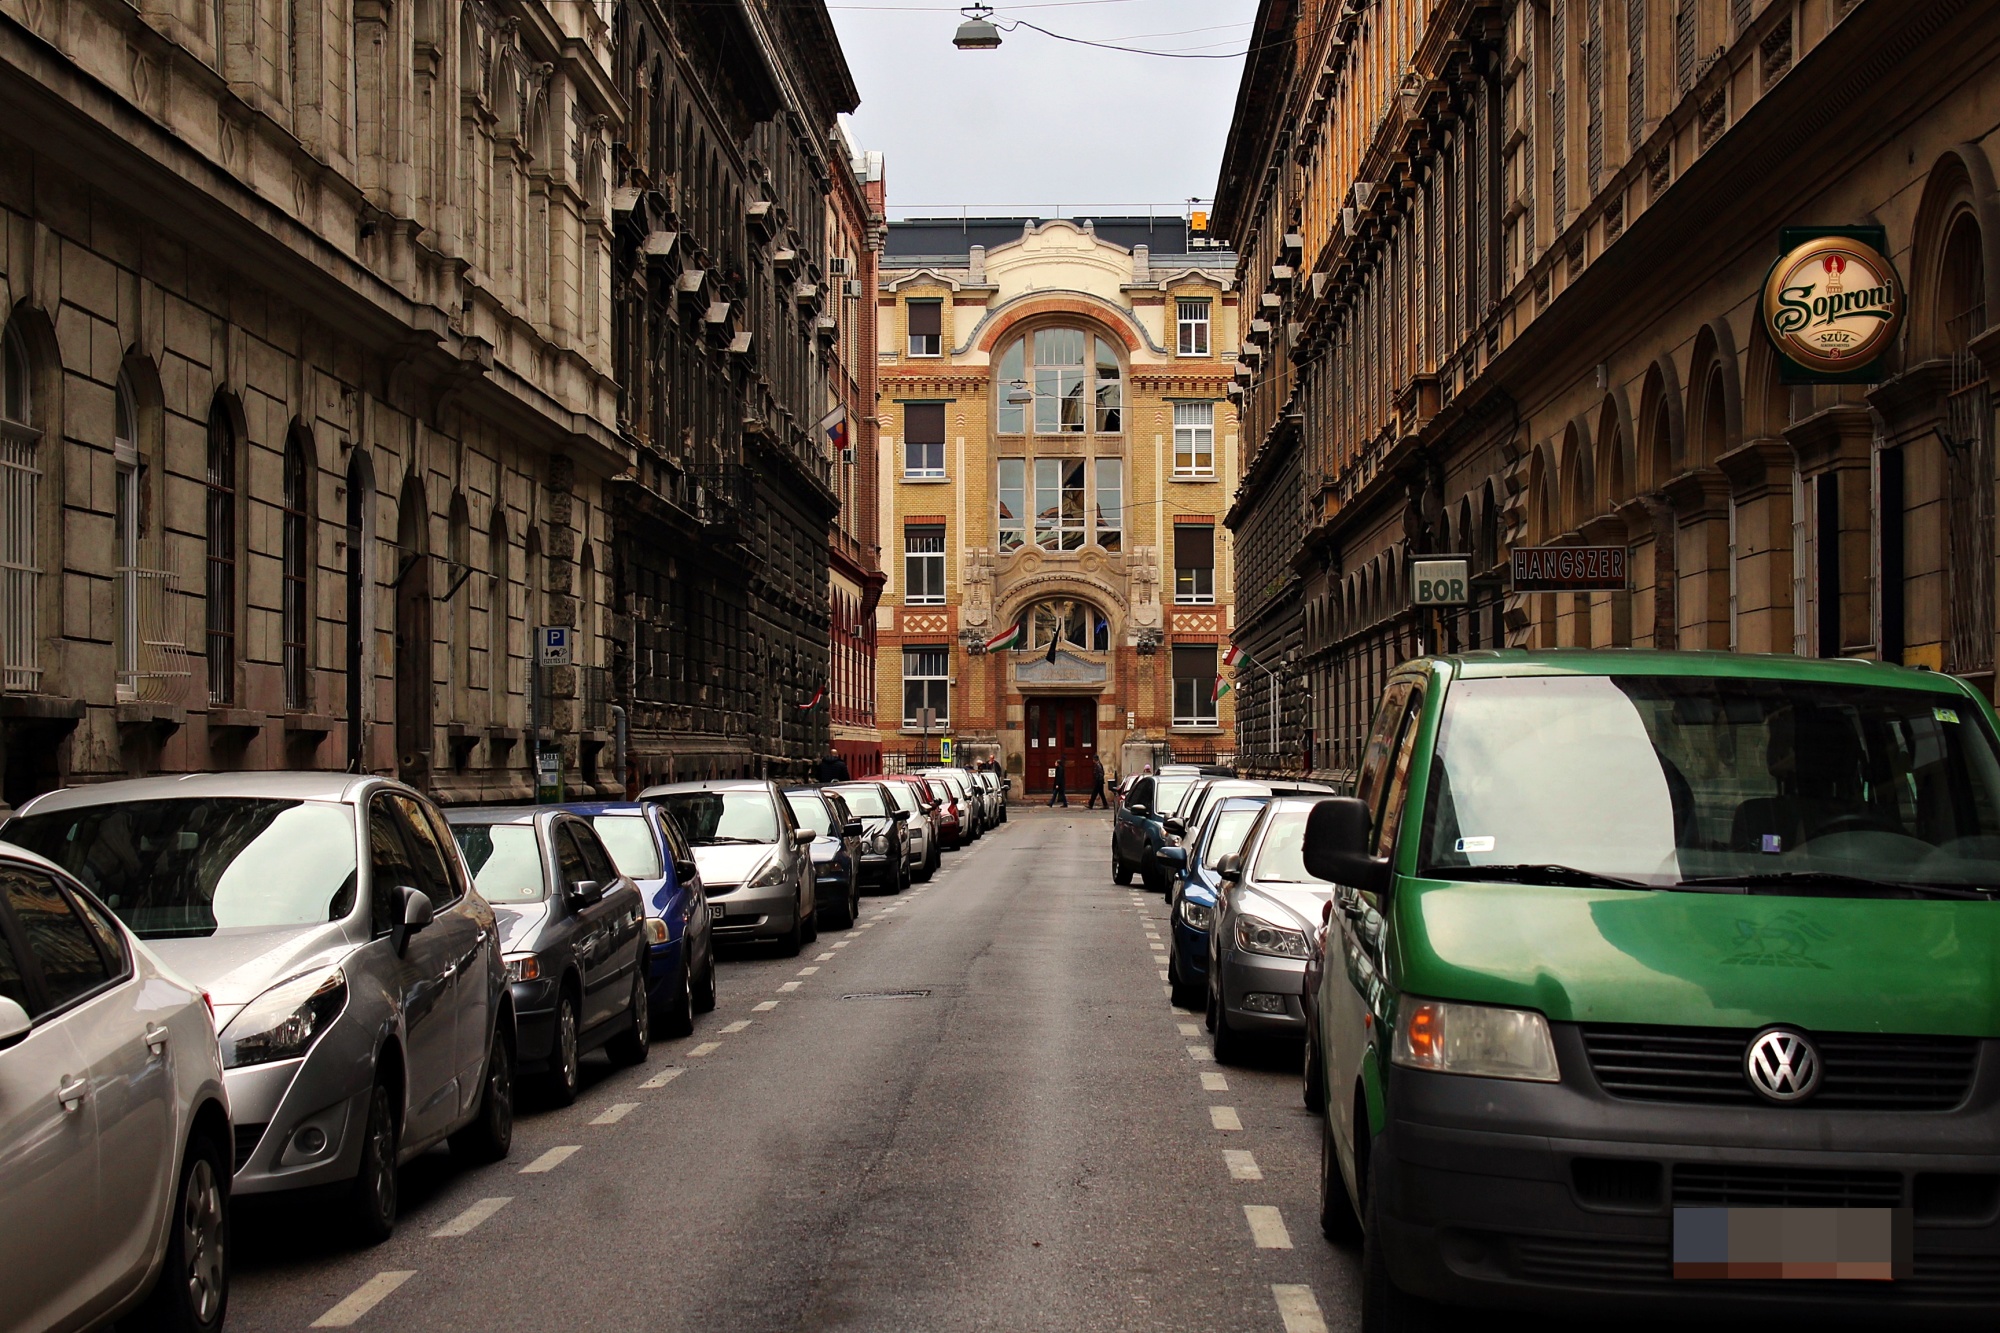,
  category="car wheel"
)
[1204,973,1219,1033]
[606,971,651,1066]
[1303,1030,1327,1114]
[546,994,581,1106]
[1361,1158,1439,1331]
[656,949,695,1037]
[1319,1100,1363,1245]
[343,1081,399,1245]
[1112,852,1133,885]
[847,872,861,926]
[138,1129,229,1331]
[450,1022,515,1164]
[695,949,718,1013]
[780,893,805,957]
